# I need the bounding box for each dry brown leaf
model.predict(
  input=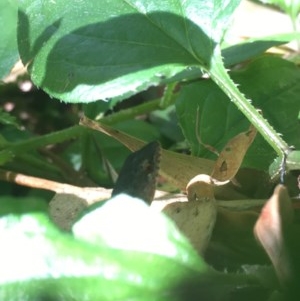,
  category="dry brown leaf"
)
[186,174,215,201]
[163,174,217,254]
[254,184,294,286]
[80,116,214,190]
[211,124,257,182]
